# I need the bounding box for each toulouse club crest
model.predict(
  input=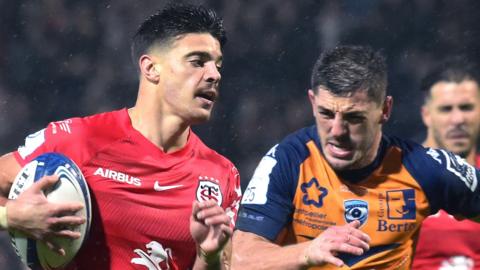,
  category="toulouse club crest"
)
[196,176,223,206]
